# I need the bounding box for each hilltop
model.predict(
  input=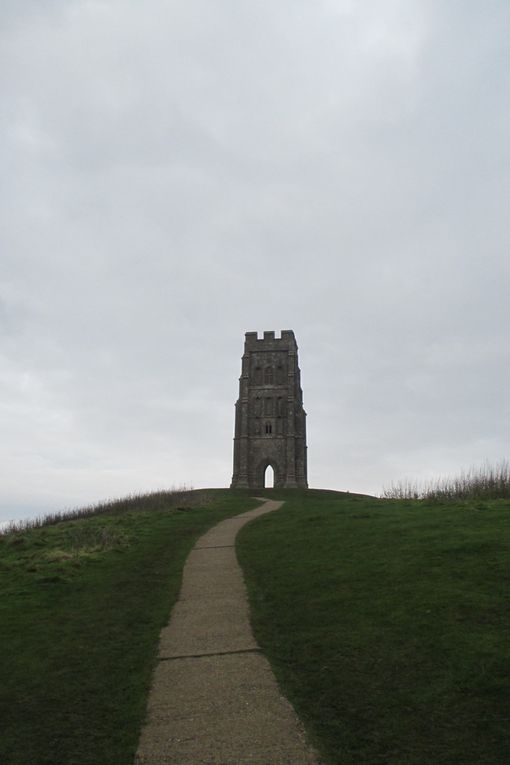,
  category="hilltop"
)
[1,488,509,764]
